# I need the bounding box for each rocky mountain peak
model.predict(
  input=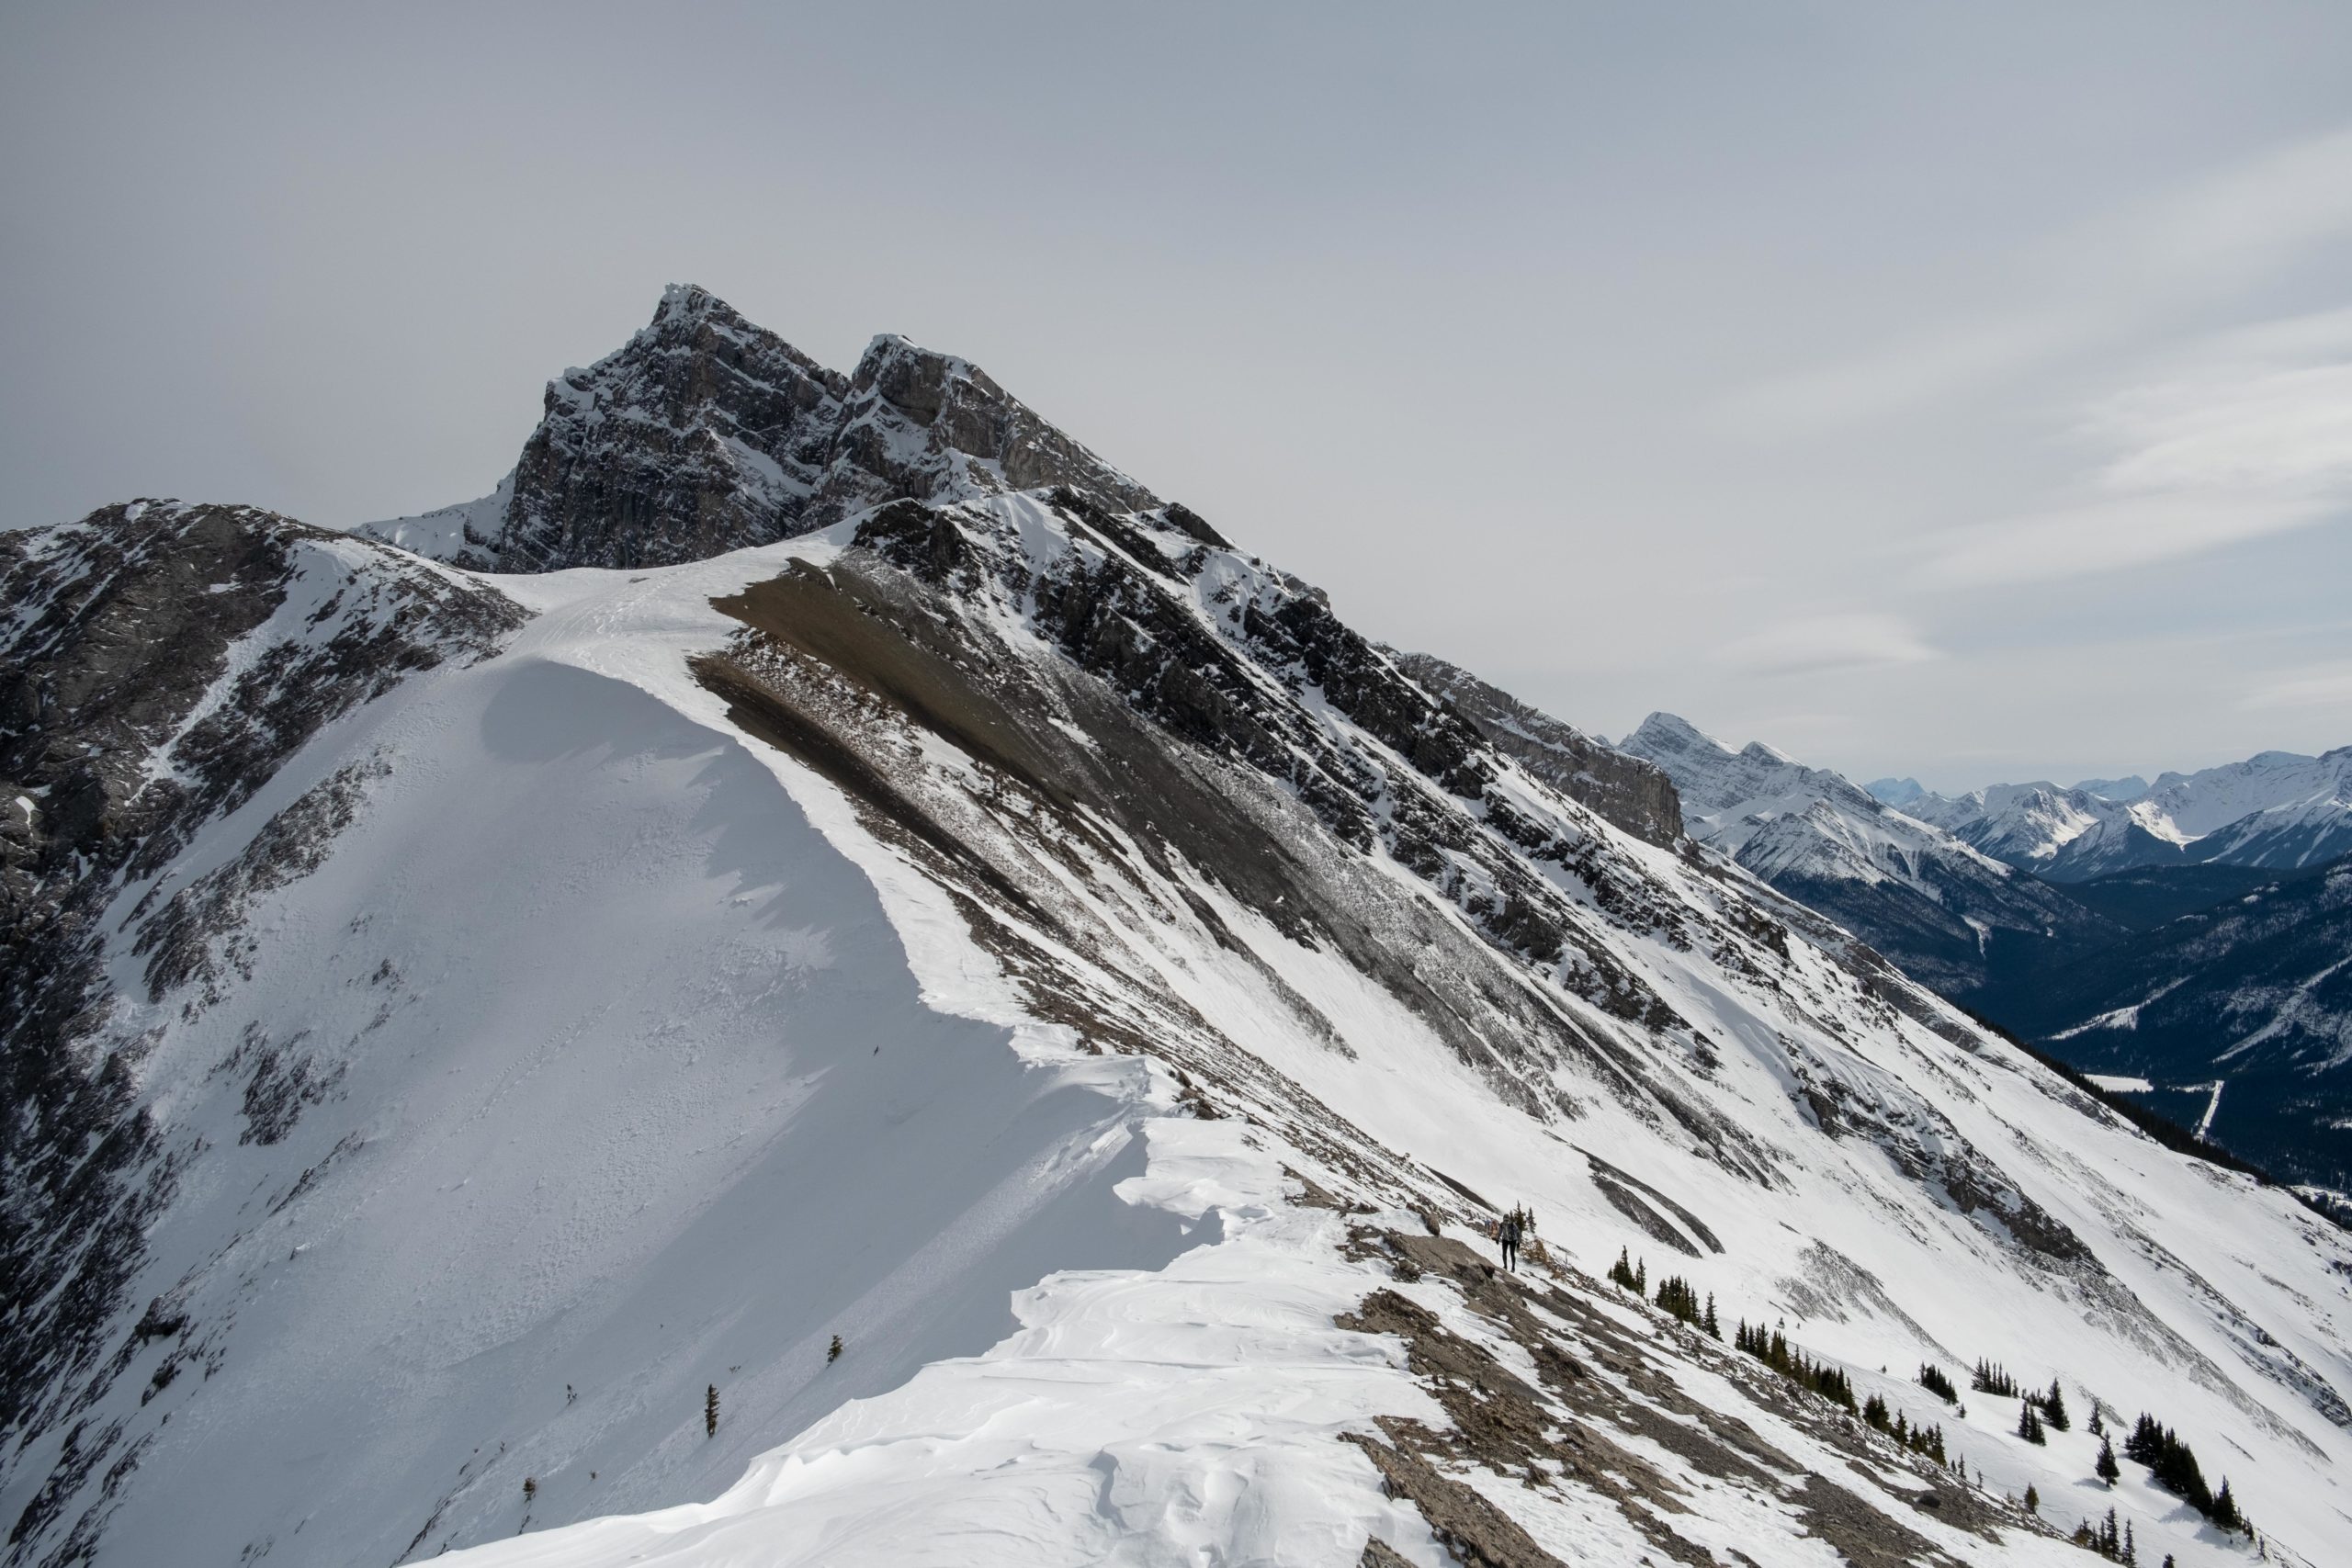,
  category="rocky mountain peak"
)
[362,289,1158,574]
[1622,711,1713,754]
